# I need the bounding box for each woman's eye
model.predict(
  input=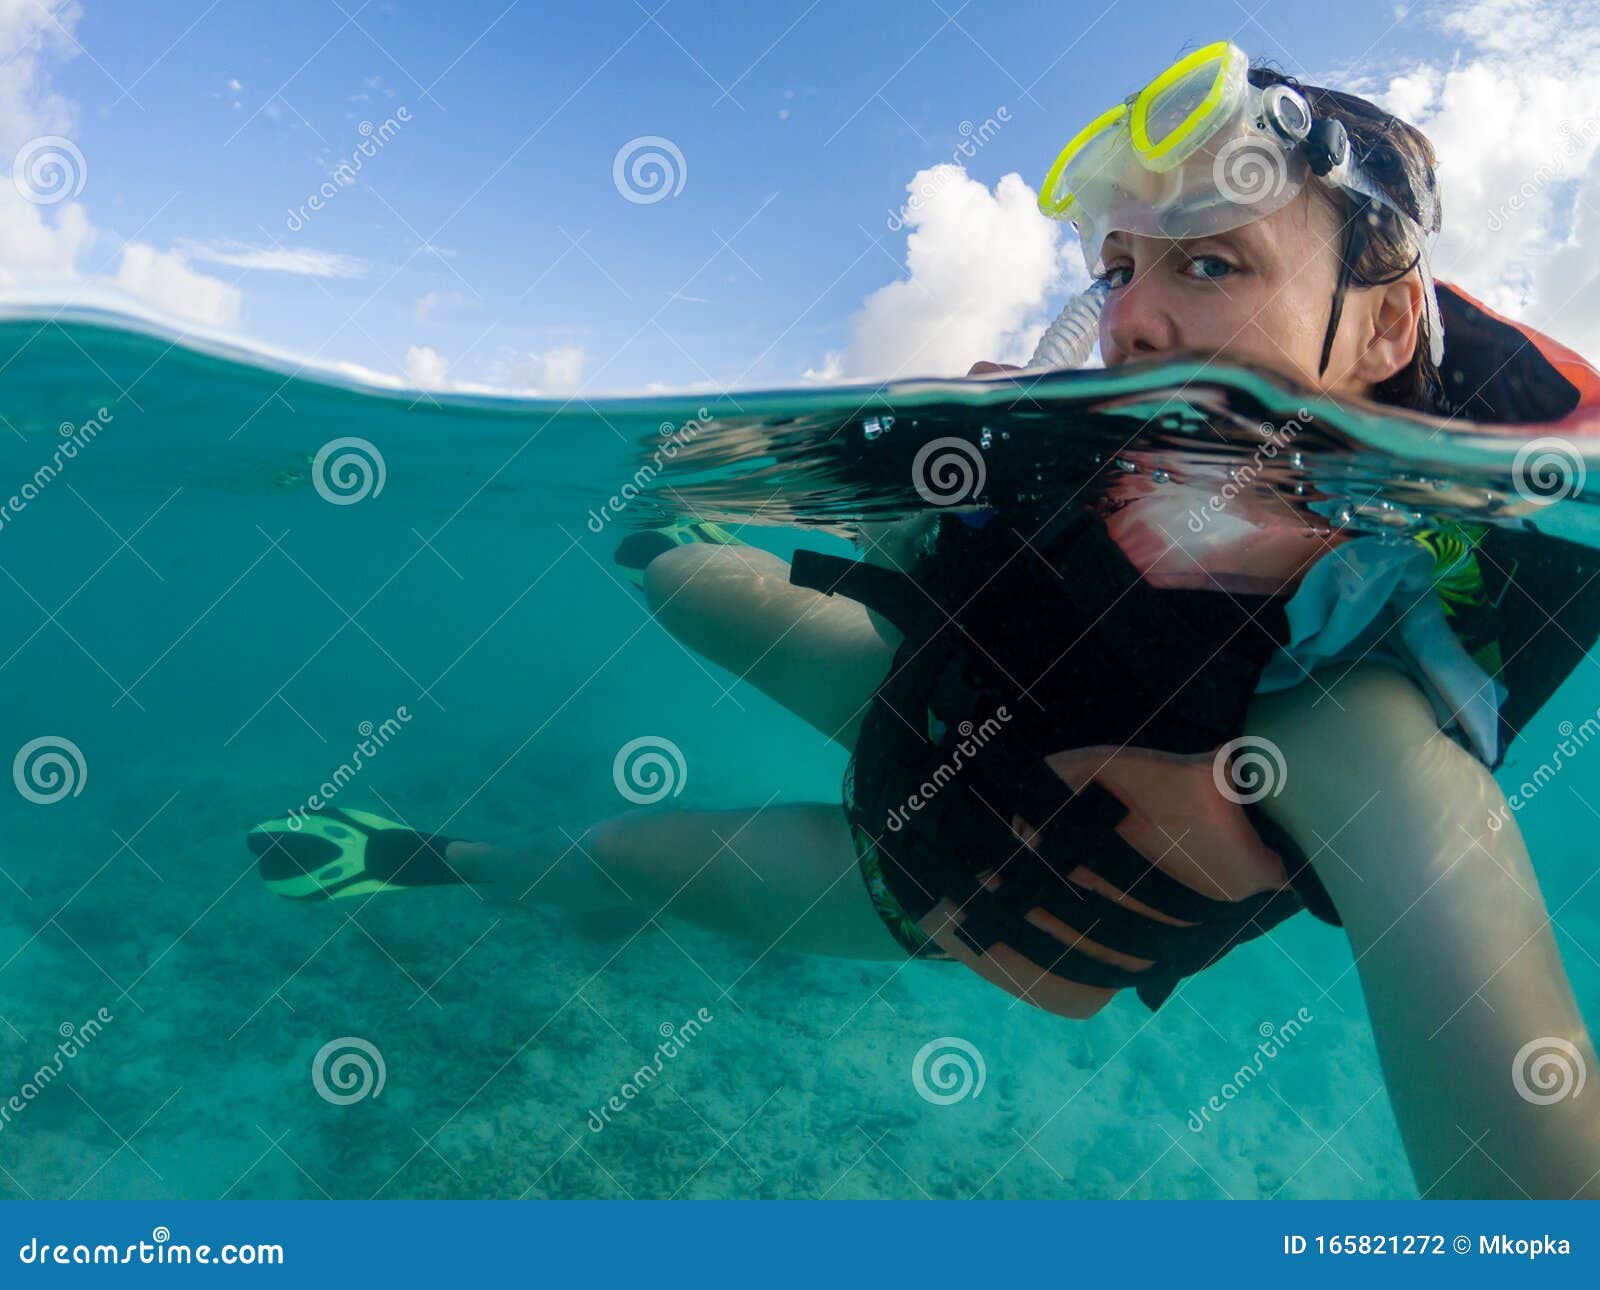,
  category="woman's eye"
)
[1185,255,1236,280]
[1097,264,1133,288]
